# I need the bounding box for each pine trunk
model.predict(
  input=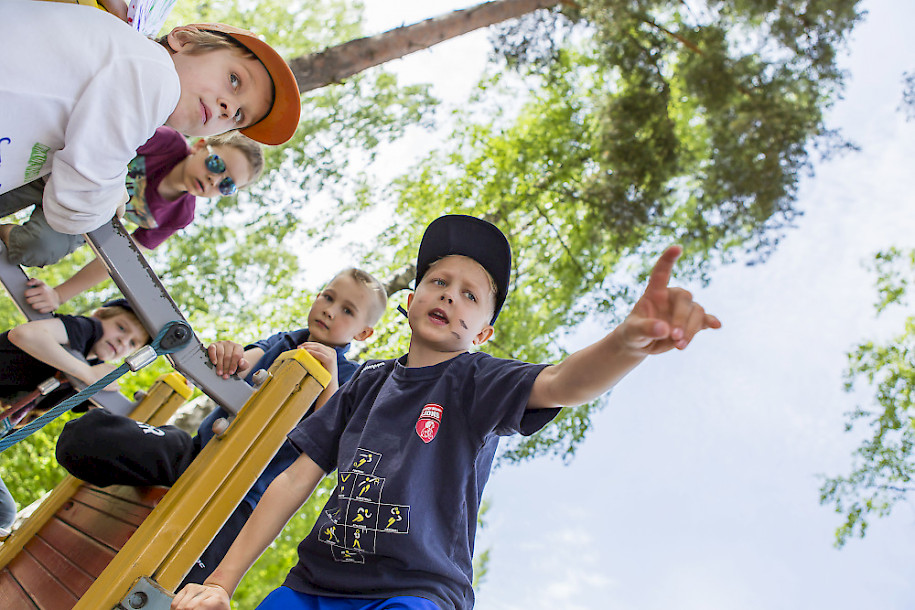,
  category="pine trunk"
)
[289,0,562,93]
